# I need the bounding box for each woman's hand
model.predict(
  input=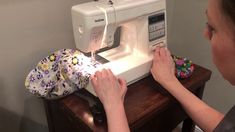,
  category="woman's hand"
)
[151,47,177,86]
[91,69,130,132]
[91,69,127,110]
